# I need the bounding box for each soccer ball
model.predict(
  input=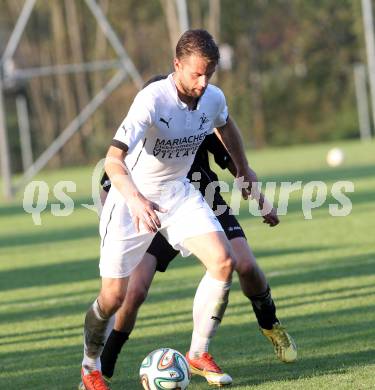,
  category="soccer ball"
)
[139,348,191,390]
[326,147,344,167]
